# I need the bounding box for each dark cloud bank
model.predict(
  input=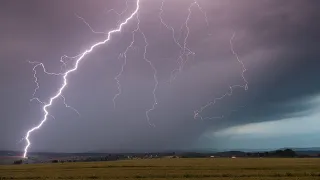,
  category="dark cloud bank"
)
[0,0,319,152]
